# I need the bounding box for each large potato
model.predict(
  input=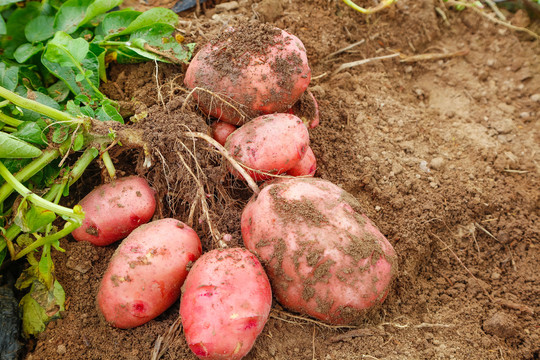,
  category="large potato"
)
[180,248,272,360]
[72,176,156,246]
[241,178,397,325]
[225,113,309,181]
[184,22,311,125]
[97,218,202,329]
